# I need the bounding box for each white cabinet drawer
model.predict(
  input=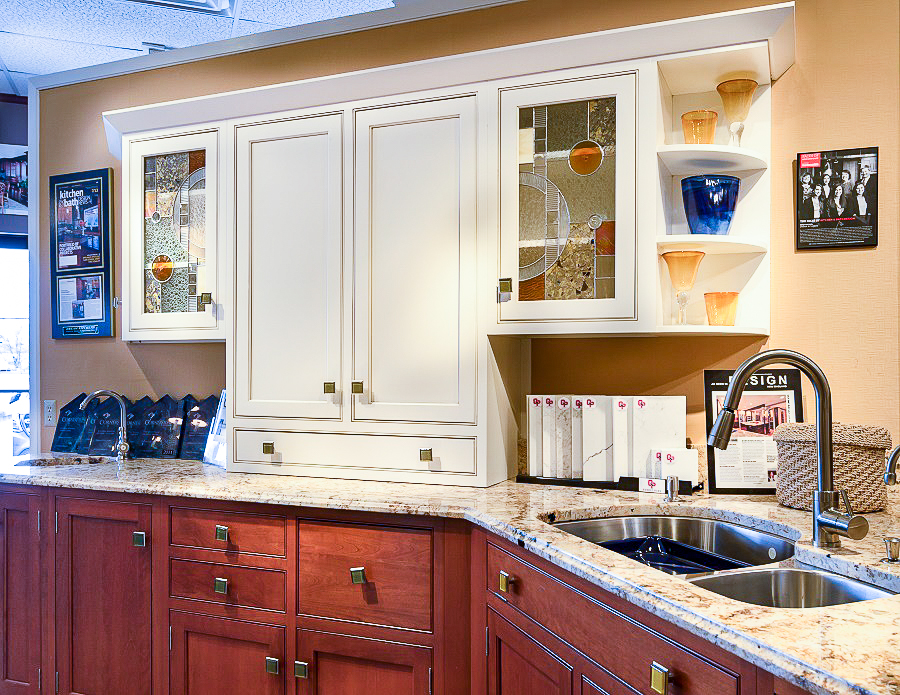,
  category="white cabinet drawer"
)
[233,430,476,475]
